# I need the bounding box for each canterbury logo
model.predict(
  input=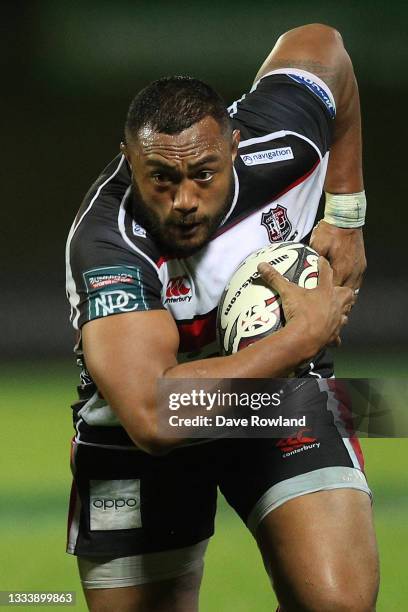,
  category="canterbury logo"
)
[166,276,191,297]
[165,276,192,303]
[276,428,317,453]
